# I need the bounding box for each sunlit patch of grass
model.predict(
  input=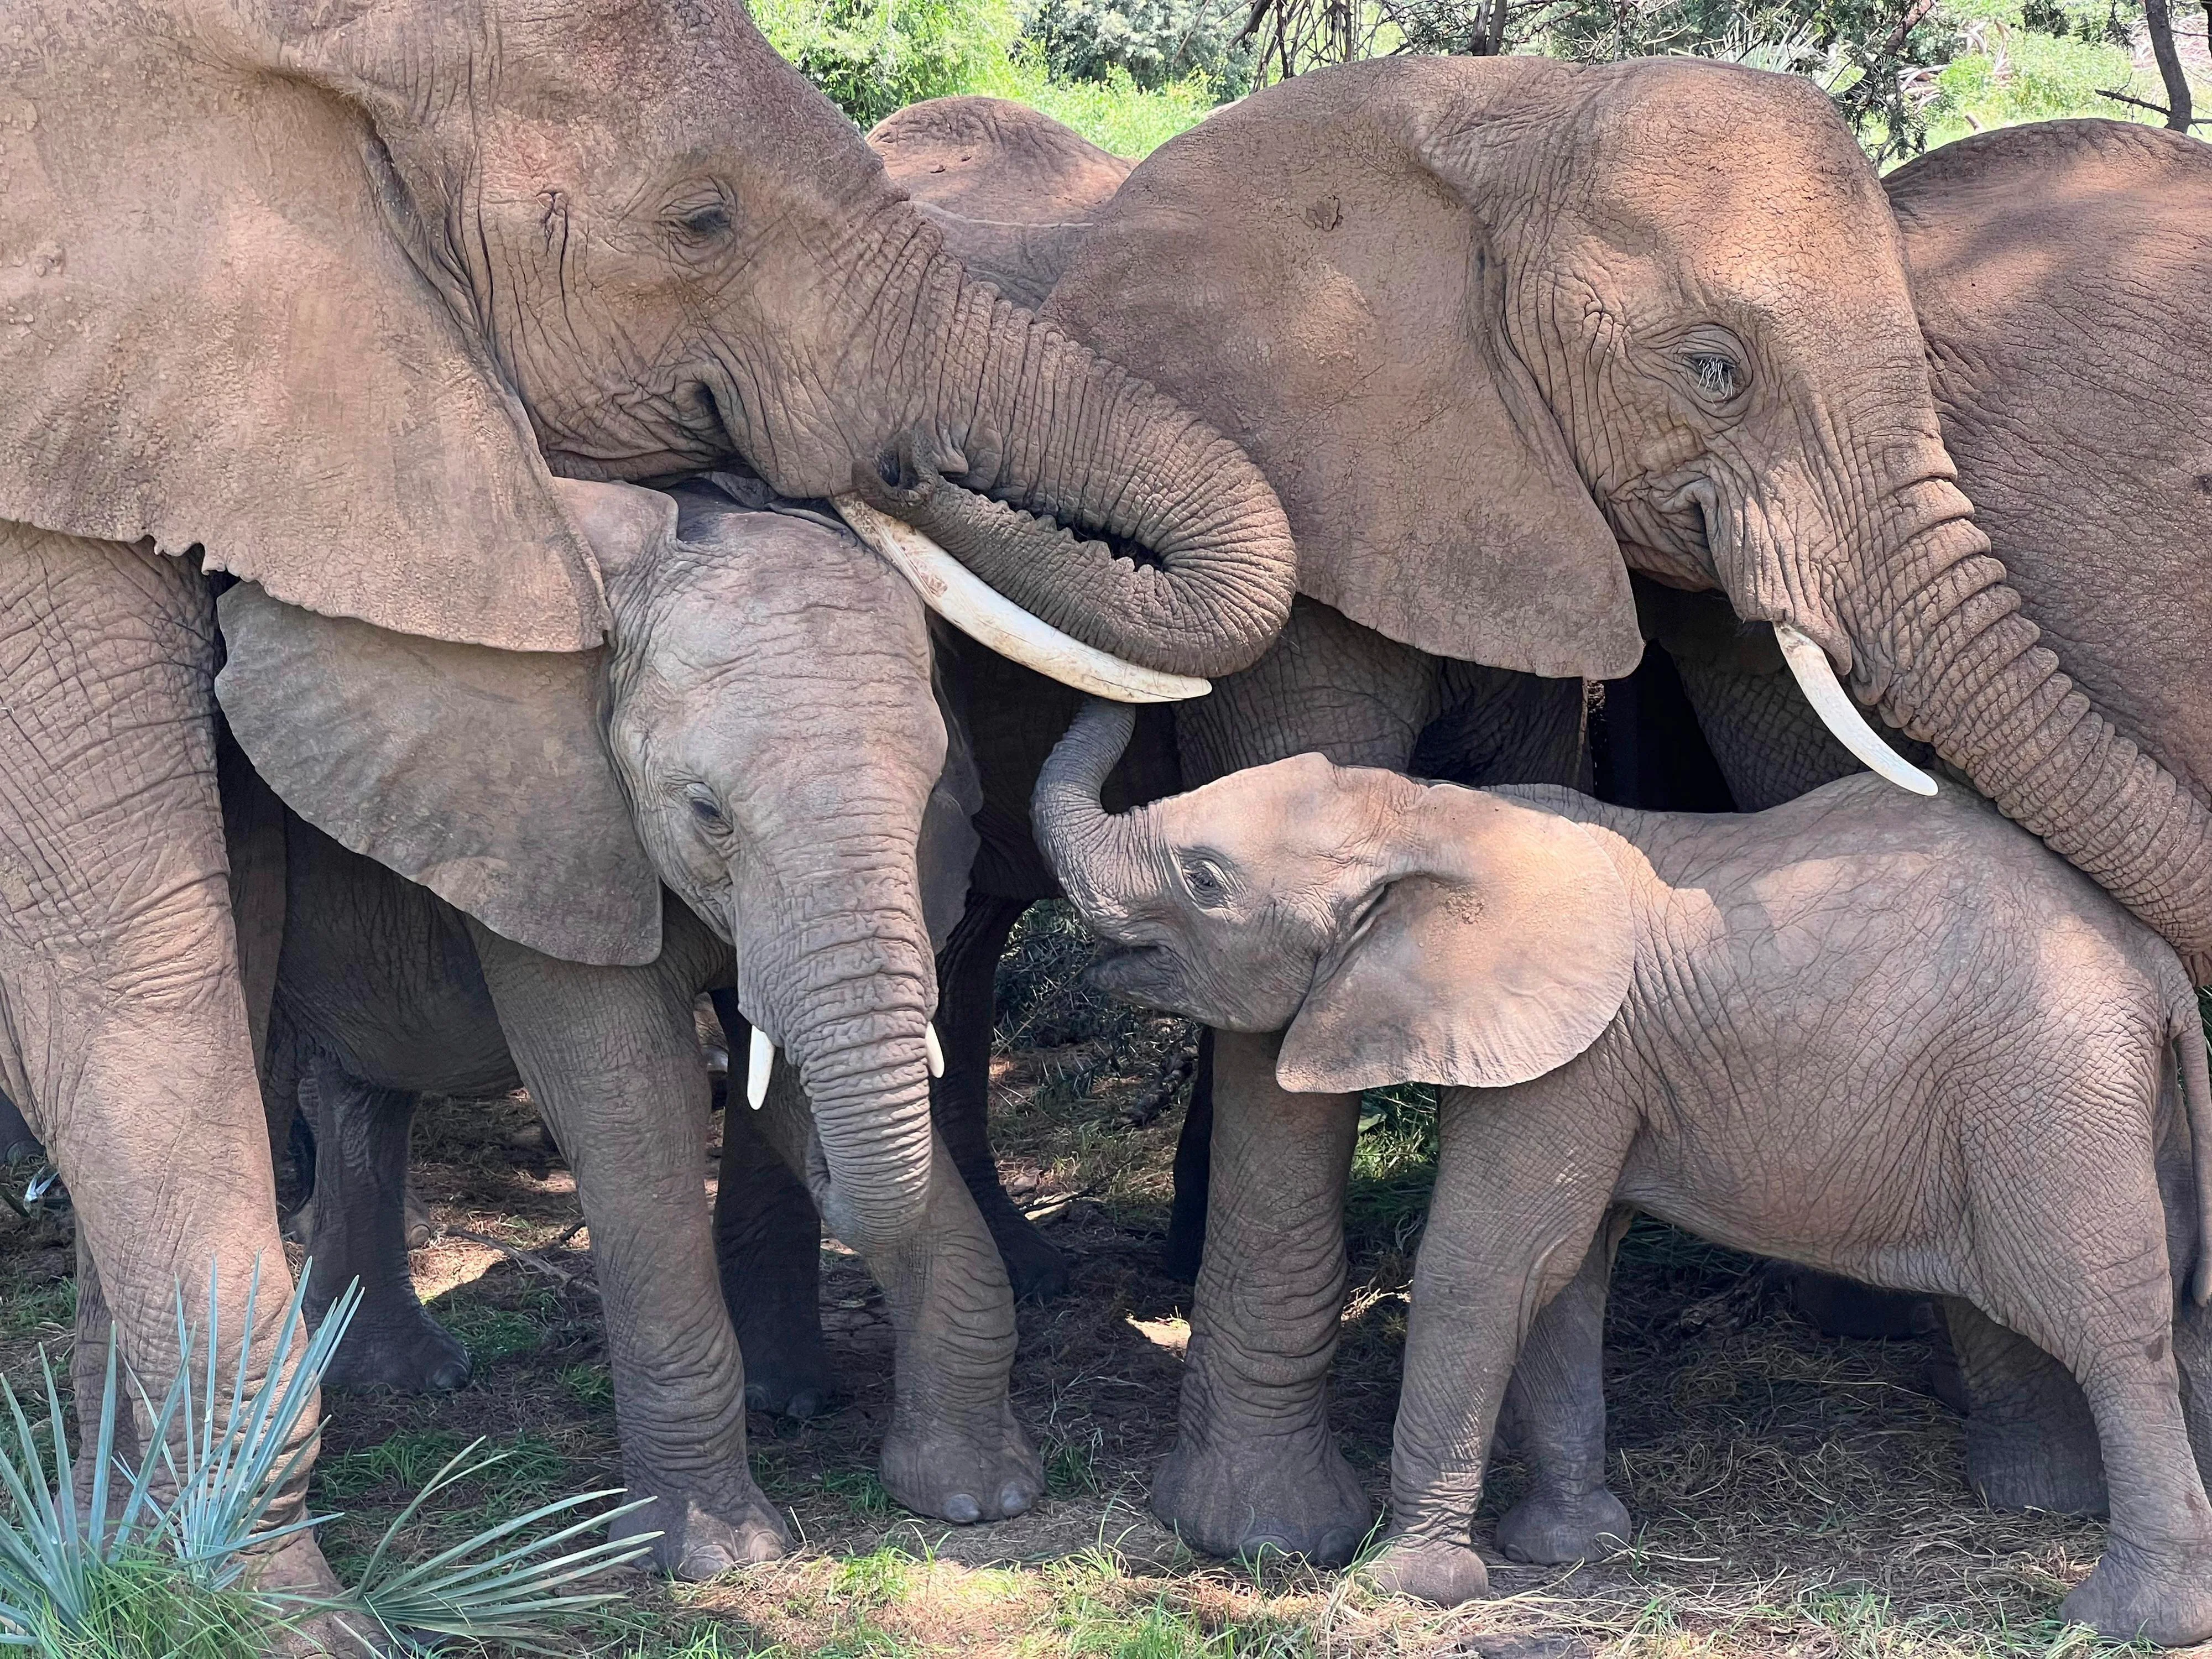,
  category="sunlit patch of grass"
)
[836,1544,919,1609]
[33,1551,273,1659]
